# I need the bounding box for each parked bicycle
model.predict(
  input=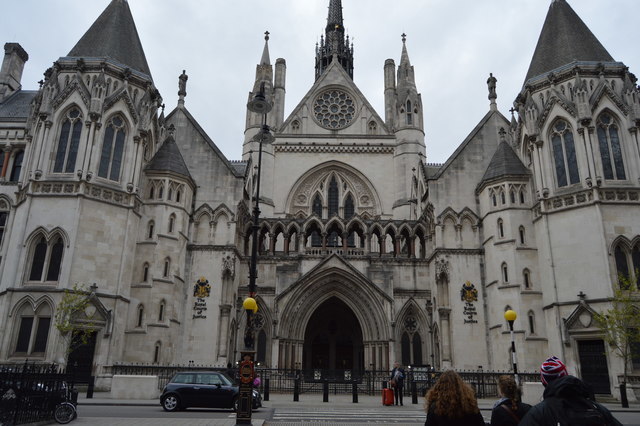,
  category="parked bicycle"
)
[53,382,77,424]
